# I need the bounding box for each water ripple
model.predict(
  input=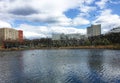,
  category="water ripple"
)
[0,49,120,83]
